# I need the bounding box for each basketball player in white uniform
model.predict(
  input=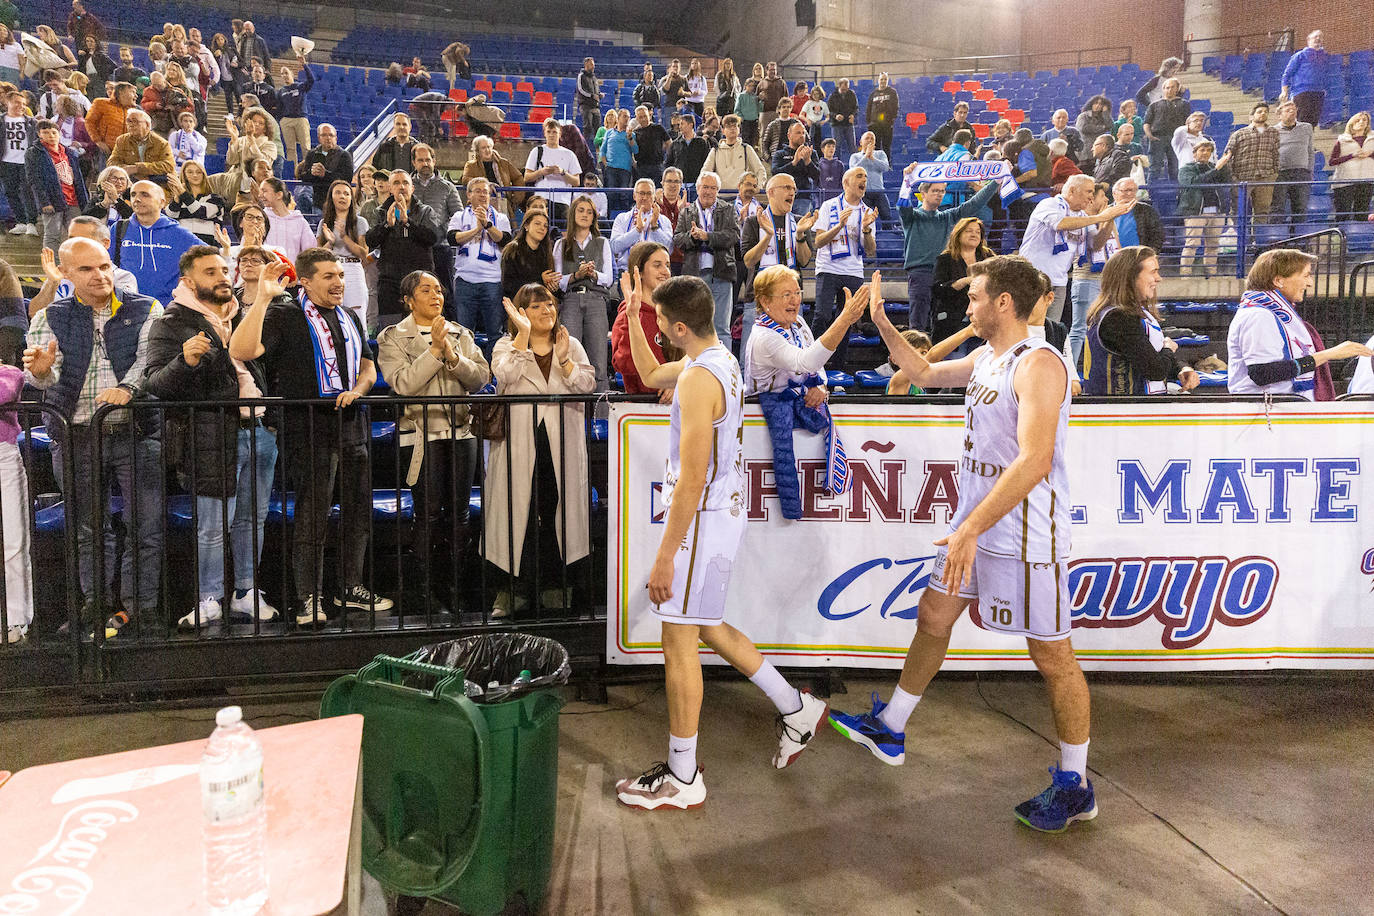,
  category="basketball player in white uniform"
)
[615,271,829,811]
[830,256,1098,833]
